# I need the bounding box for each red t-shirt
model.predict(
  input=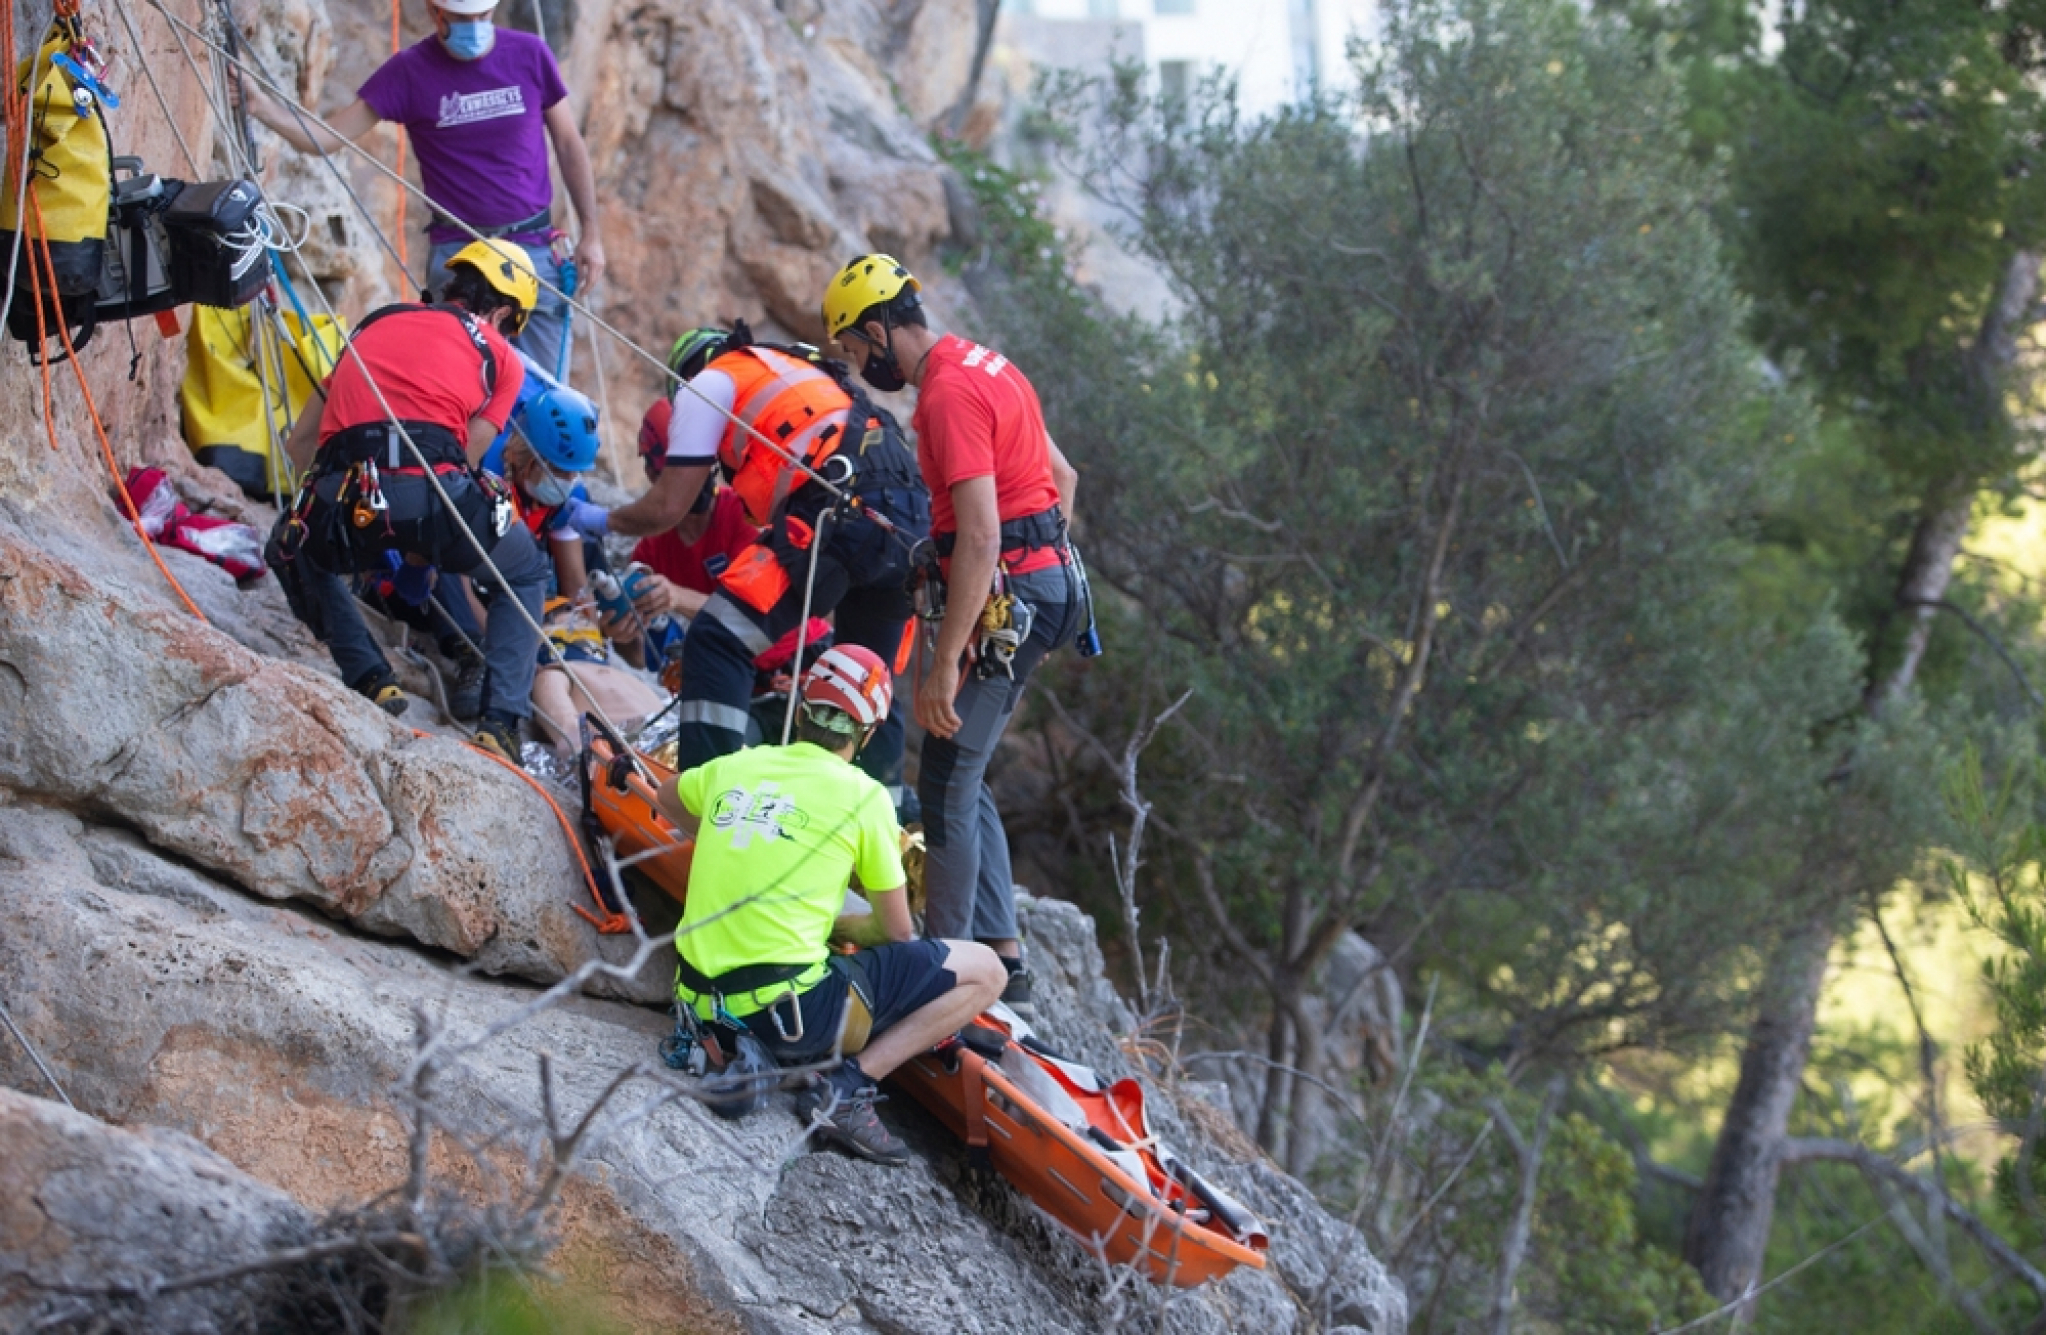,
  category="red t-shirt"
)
[319,308,522,443]
[911,334,1063,575]
[630,489,760,595]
